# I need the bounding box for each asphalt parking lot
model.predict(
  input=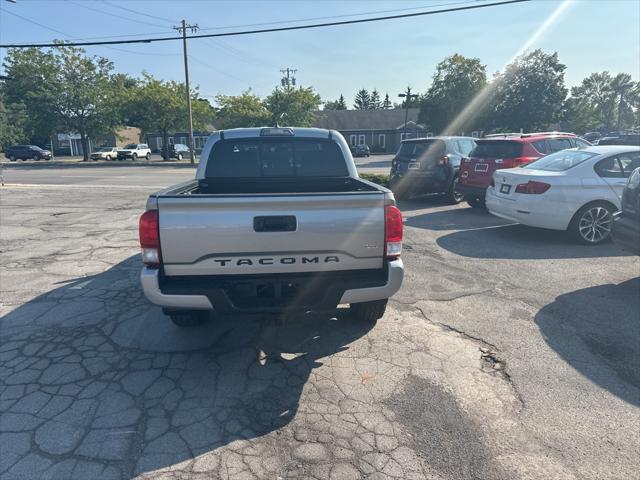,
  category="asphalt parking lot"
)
[1,164,638,480]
